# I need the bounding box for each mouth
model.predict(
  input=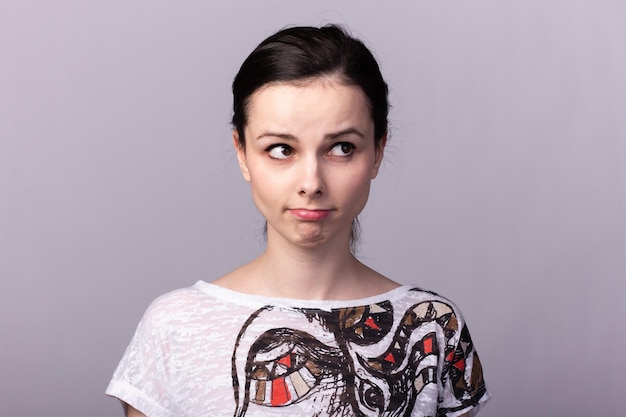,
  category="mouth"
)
[288,209,333,220]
